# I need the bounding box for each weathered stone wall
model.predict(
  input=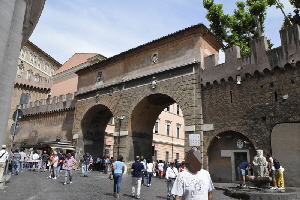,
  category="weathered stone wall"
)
[73,64,203,162]
[14,109,75,149]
